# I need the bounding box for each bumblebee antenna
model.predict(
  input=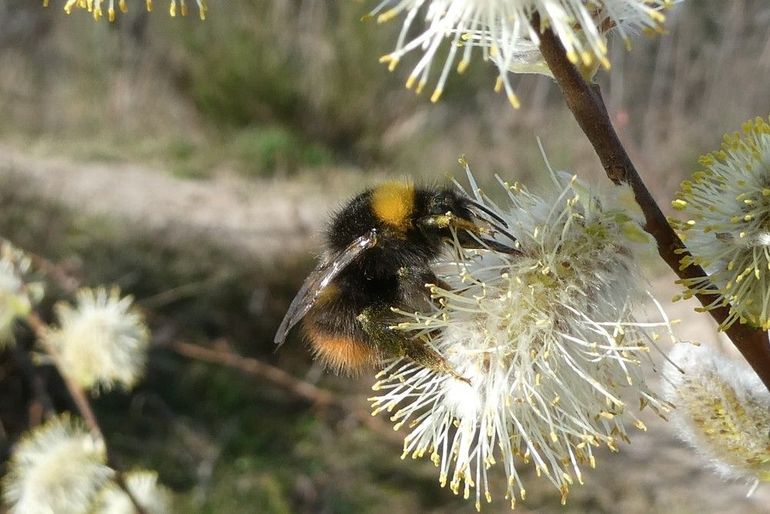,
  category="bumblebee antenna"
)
[467,199,509,227]
[479,236,520,254]
[466,200,518,247]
